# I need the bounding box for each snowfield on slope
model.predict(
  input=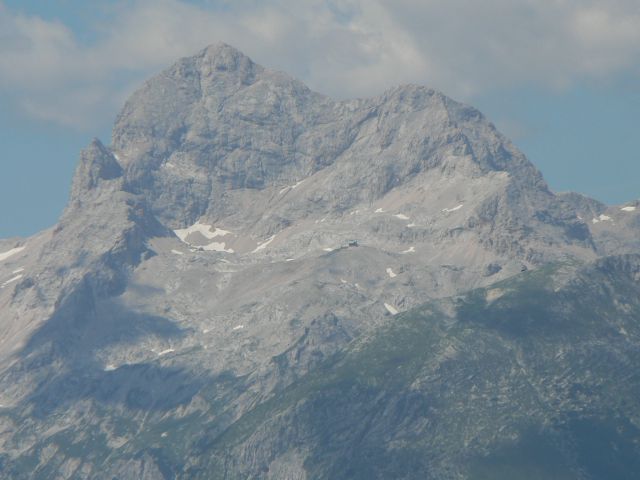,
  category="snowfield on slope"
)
[0,246,25,262]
